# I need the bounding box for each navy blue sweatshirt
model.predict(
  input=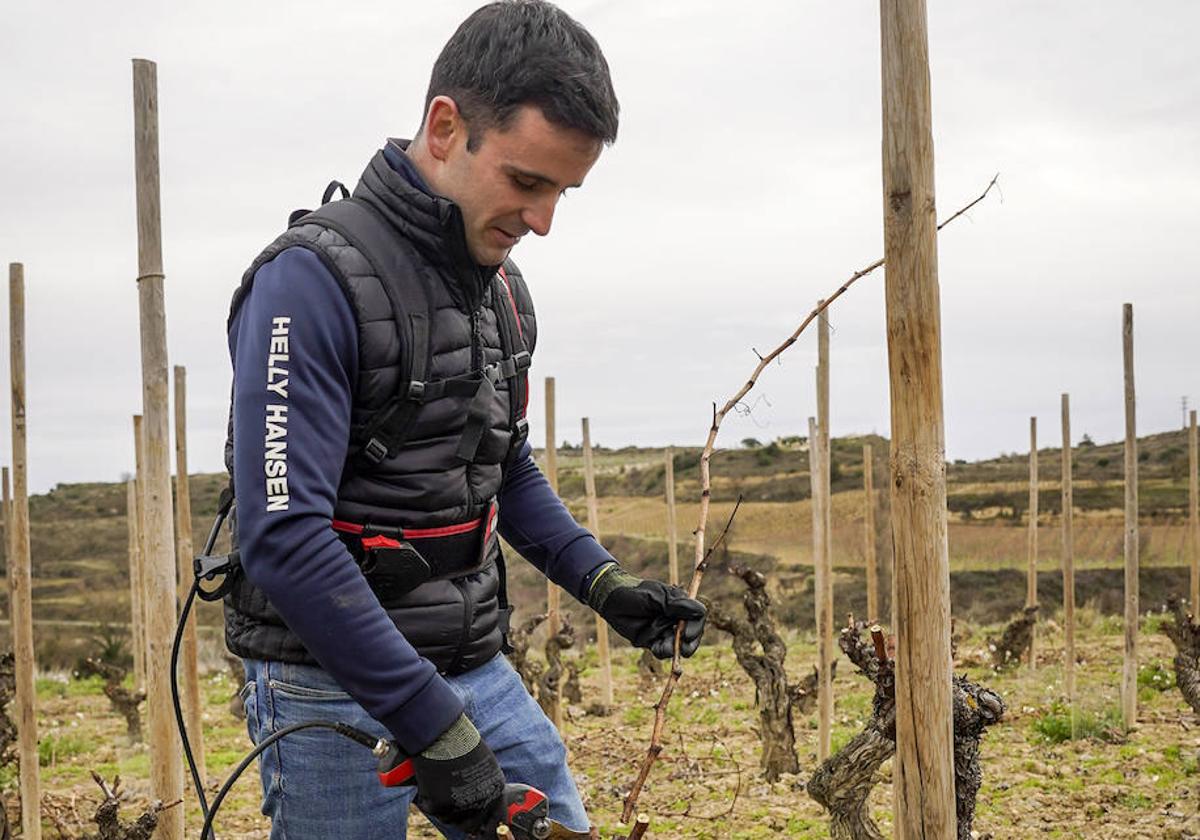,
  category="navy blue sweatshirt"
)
[229,150,614,754]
